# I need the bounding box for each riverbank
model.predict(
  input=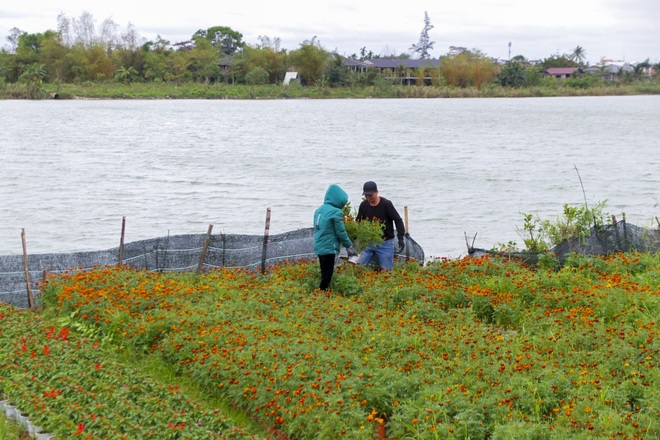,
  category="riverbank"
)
[3,80,660,99]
